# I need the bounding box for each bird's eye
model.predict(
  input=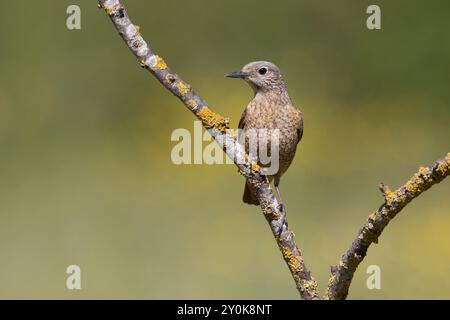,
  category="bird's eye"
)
[258,67,268,75]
